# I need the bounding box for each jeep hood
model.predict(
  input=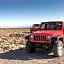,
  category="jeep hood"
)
[31,26,40,29]
[33,30,62,36]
